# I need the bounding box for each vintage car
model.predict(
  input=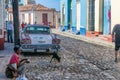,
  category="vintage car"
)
[20,24,60,54]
